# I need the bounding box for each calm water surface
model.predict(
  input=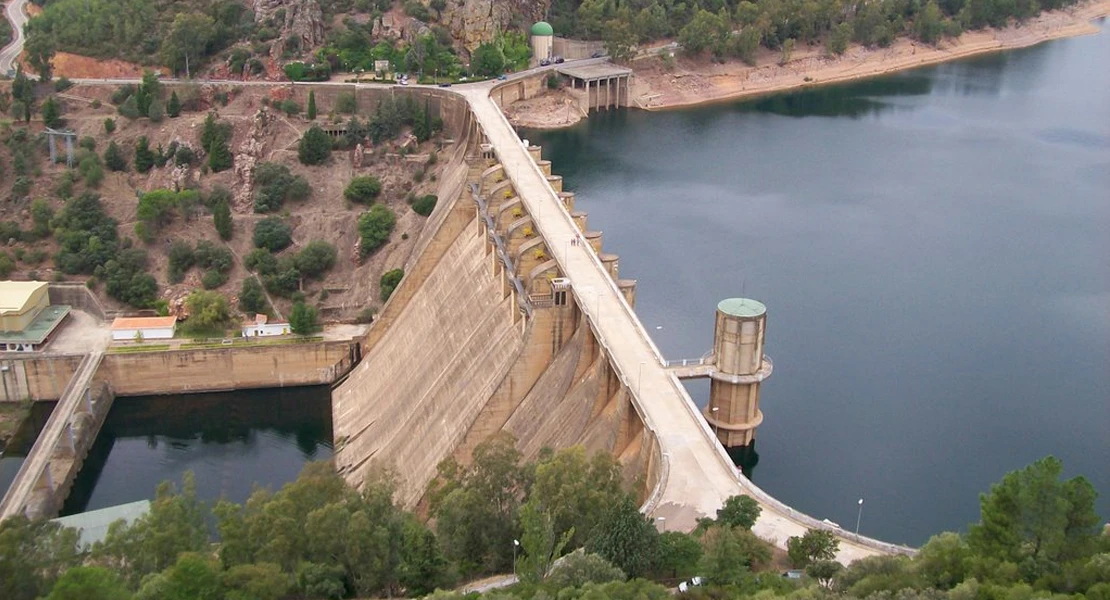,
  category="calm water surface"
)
[59,386,332,515]
[524,24,1110,545]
